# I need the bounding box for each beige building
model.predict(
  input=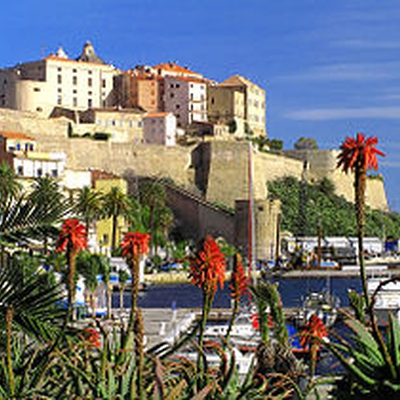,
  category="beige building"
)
[207,85,246,137]
[0,41,117,117]
[217,75,266,137]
